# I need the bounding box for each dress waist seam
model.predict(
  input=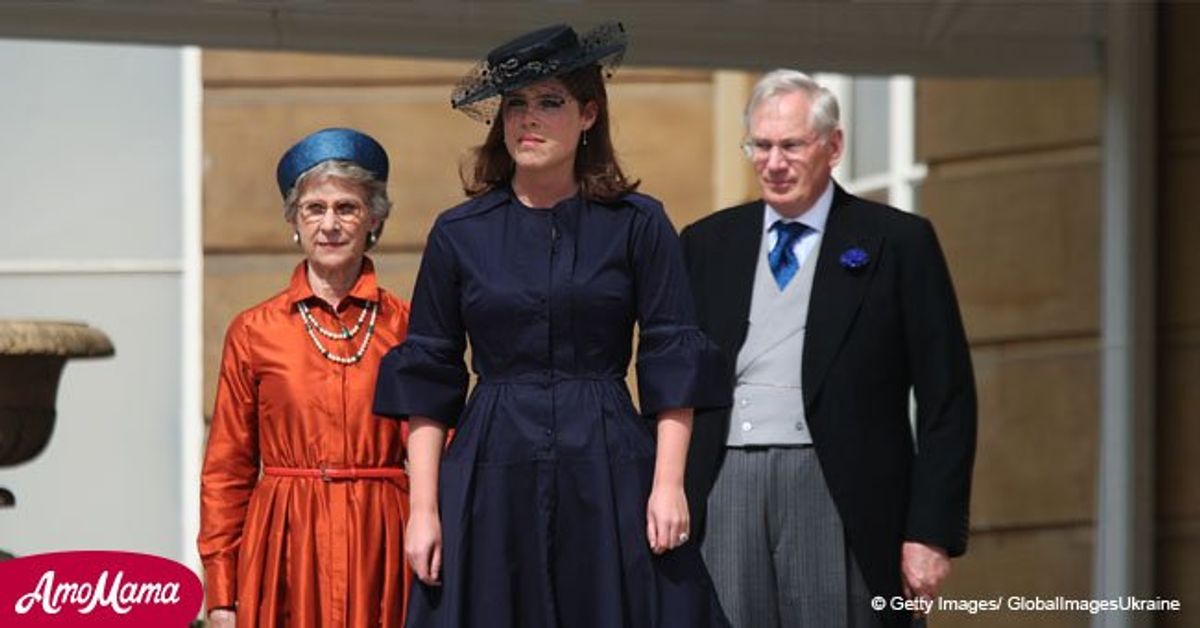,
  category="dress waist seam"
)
[476,375,624,386]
